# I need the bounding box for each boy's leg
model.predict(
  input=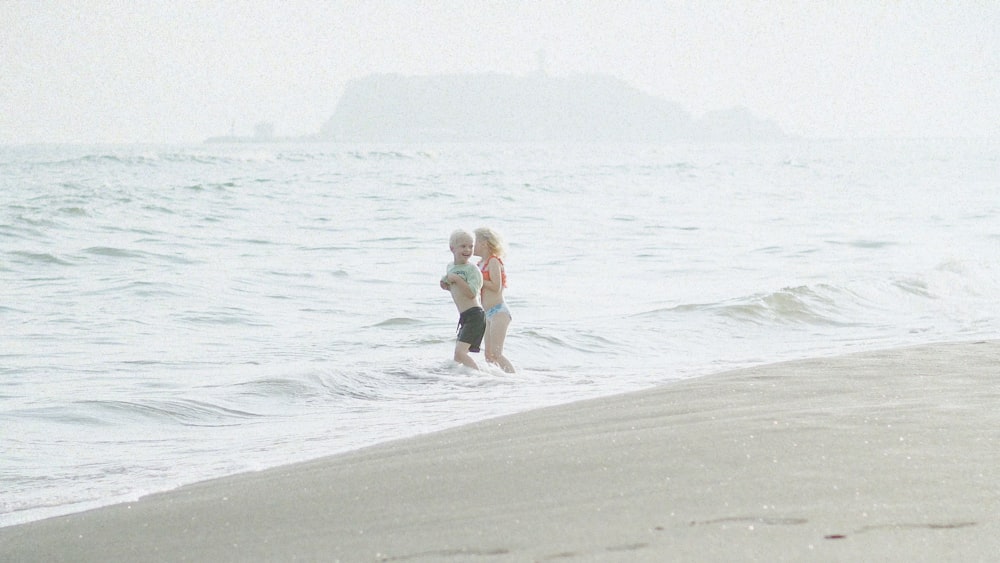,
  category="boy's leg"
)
[454,341,479,370]
[454,306,485,370]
